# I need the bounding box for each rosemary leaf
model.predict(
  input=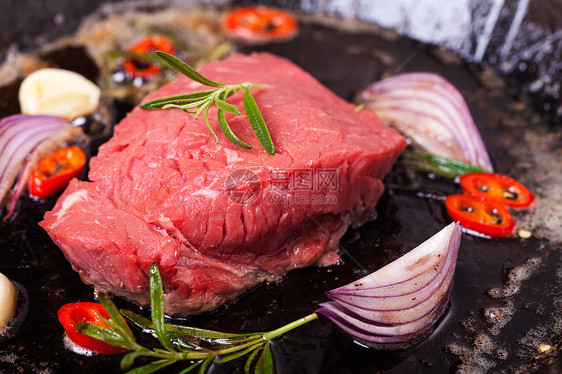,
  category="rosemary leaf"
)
[162,98,208,112]
[122,308,257,342]
[194,101,211,120]
[423,154,484,175]
[96,314,131,341]
[203,105,219,143]
[215,337,269,356]
[140,90,216,110]
[121,309,154,329]
[120,309,198,350]
[215,341,263,364]
[401,152,484,179]
[149,263,175,352]
[243,87,274,155]
[198,356,214,374]
[176,361,203,374]
[255,342,273,374]
[244,348,261,374]
[168,324,257,341]
[156,51,224,88]
[98,293,134,337]
[218,109,252,149]
[126,359,176,374]
[77,322,130,349]
[214,99,241,115]
[105,50,161,63]
[121,352,140,370]
[353,103,365,114]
